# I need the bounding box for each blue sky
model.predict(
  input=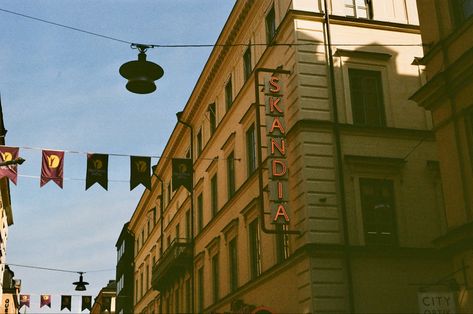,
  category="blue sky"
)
[0,1,235,312]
